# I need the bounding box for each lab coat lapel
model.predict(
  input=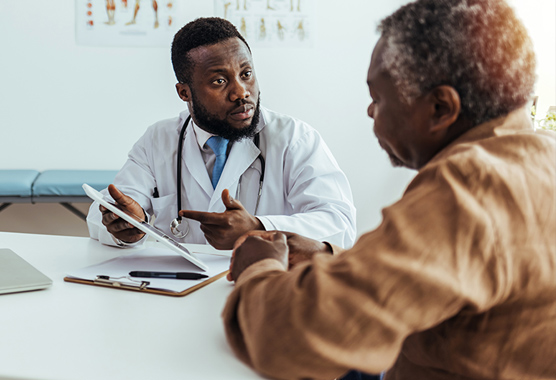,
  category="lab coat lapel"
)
[209,137,259,210]
[182,128,213,197]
